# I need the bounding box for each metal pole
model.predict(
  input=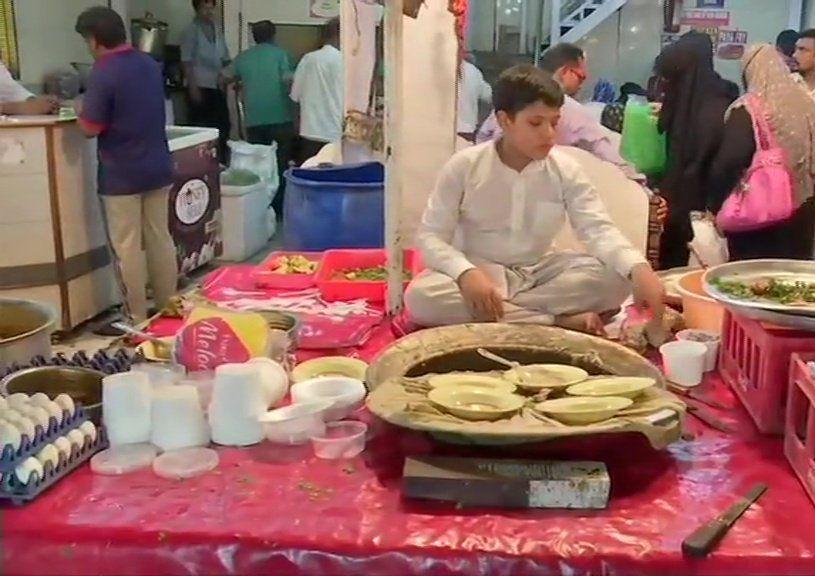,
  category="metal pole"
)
[384,0,405,316]
[550,0,560,46]
[534,0,545,65]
